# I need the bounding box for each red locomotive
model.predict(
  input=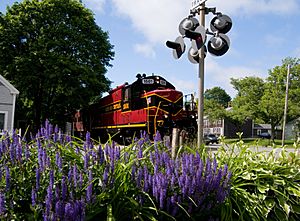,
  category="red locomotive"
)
[73,74,197,143]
